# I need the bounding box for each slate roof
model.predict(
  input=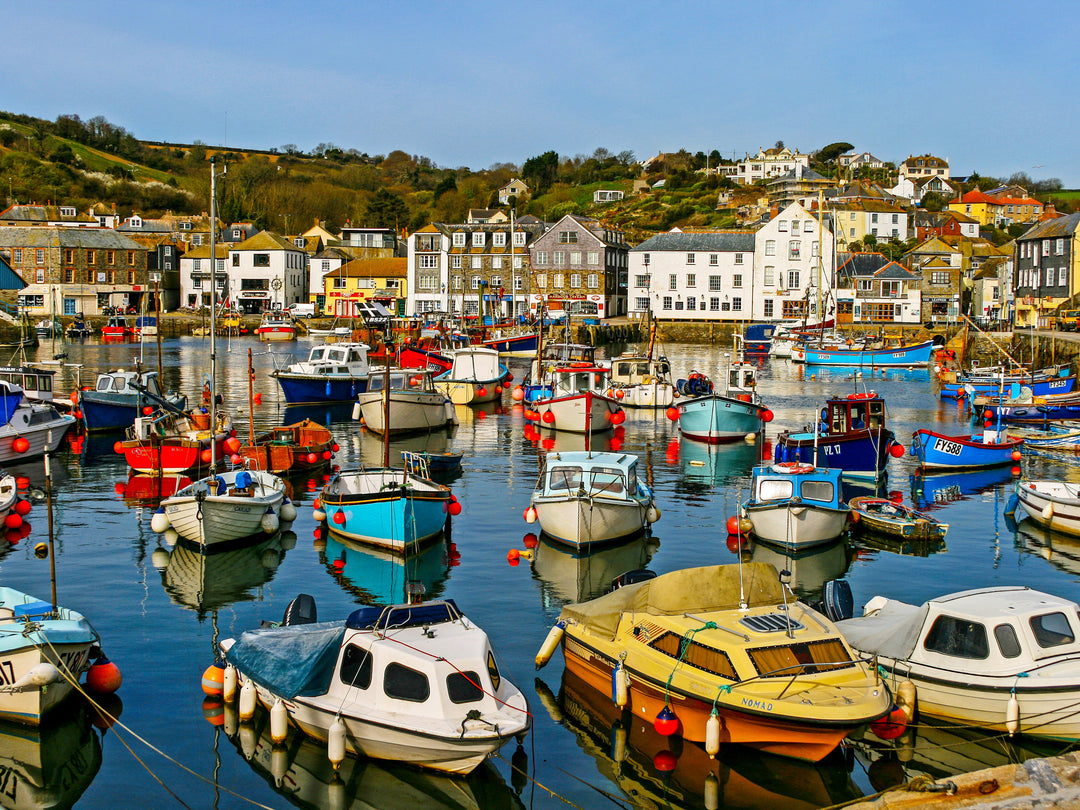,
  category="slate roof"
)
[630,230,756,252]
[0,226,142,249]
[1016,212,1080,241]
[0,204,96,225]
[836,252,917,280]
